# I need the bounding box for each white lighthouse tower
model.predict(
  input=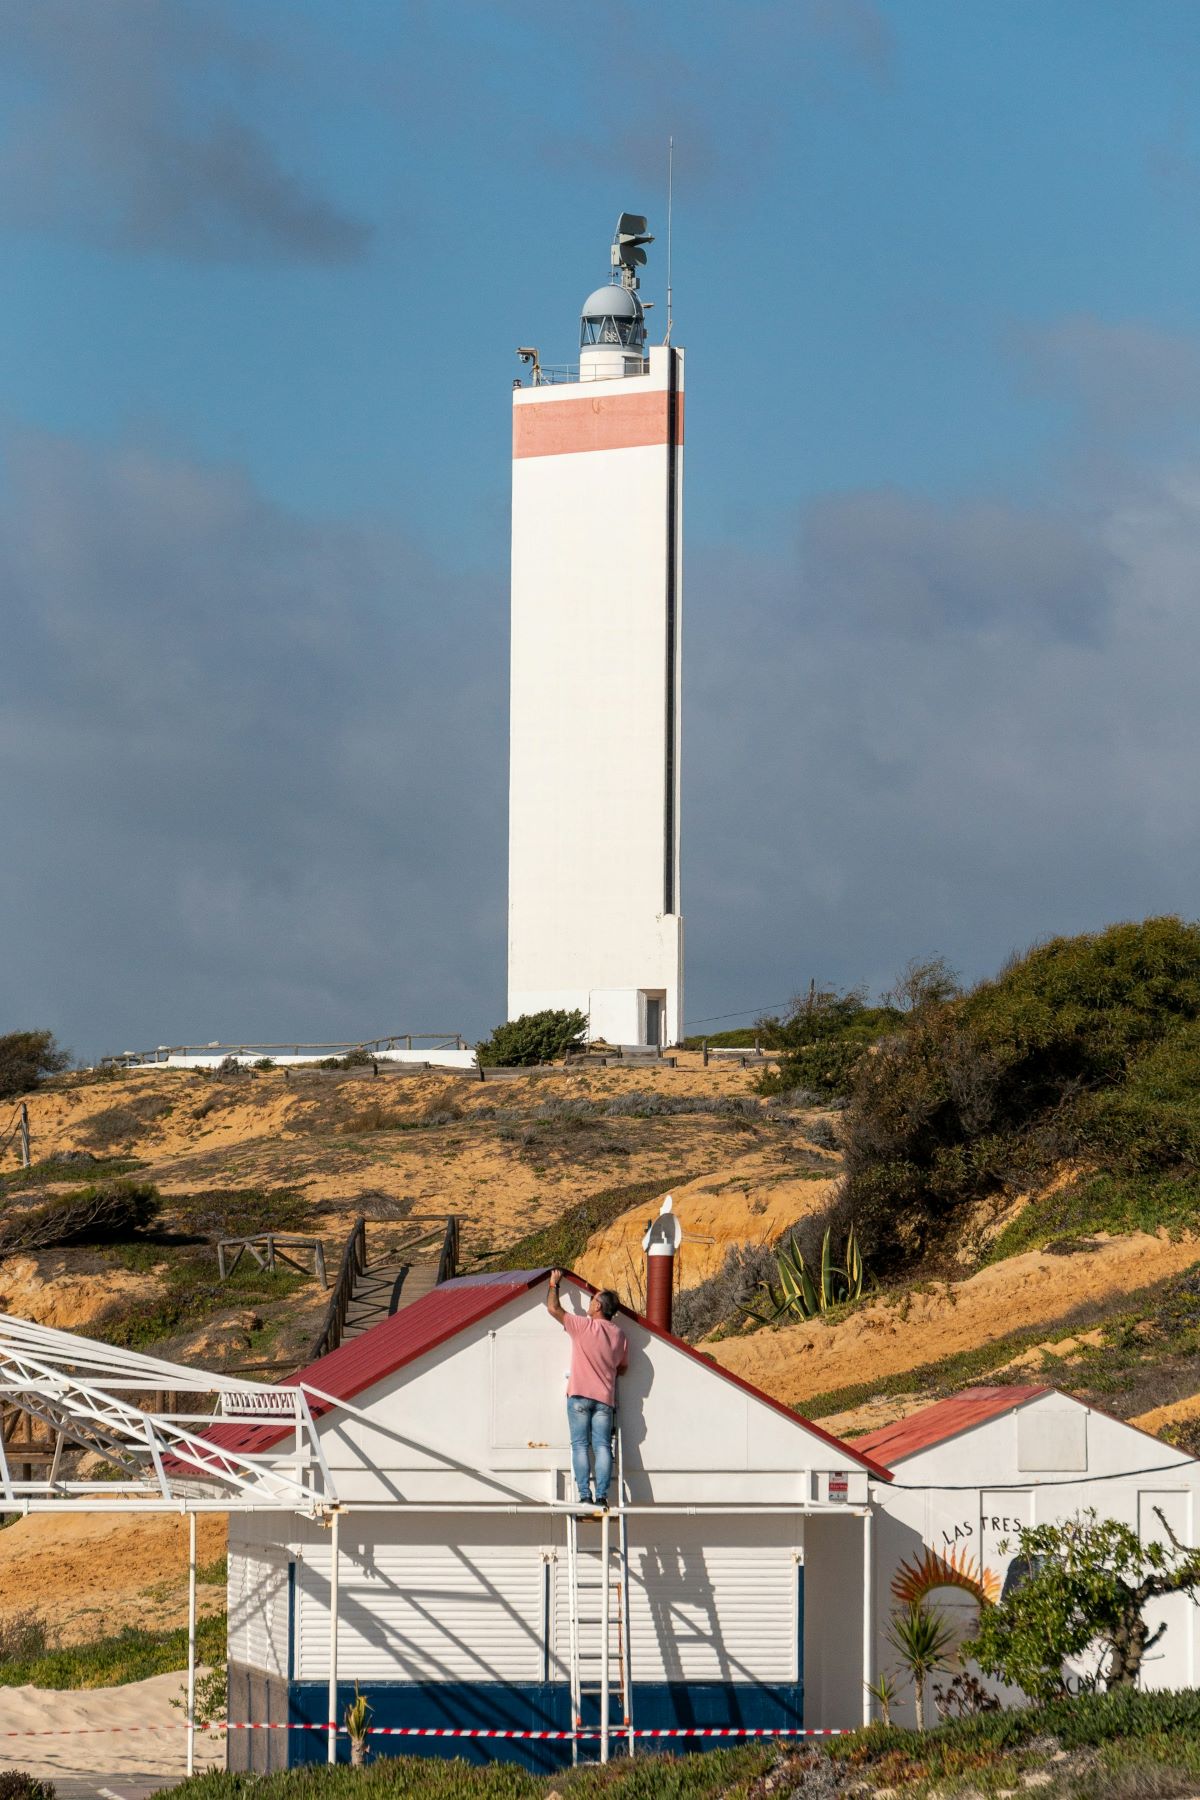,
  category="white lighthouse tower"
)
[507,214,684,1049]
